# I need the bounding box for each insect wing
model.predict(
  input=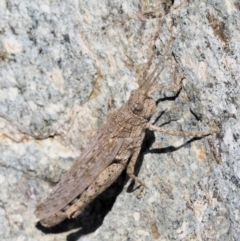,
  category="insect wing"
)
[35,125,123,220]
